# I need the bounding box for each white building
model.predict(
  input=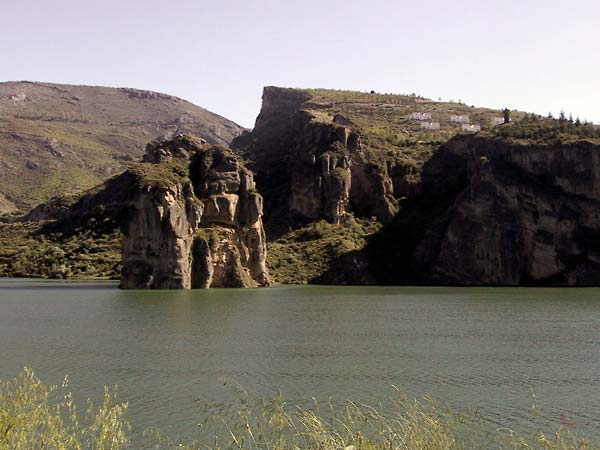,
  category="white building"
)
[451,115,470,123]
[461,124,481,132]
[491,117,505,126]
[410,112,432,121]
[420,121,440,130]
